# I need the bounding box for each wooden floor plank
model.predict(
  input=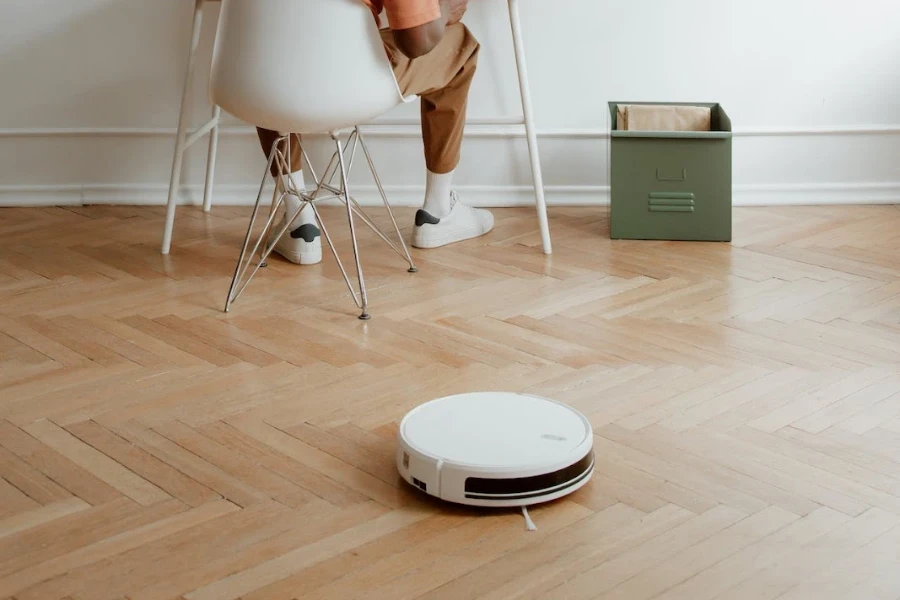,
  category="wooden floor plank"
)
[22,419,170,507]
[596,506,799,600]
[0,477,39,519]
[0,498,185,581]
[0,500,239,599]
[657,506,850,600]
[716,507,900,600]
[1,204,899,599]
[64,420,219,507]
[0,446,71,505]
[0,497,90,539]
[0,419,122,506]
